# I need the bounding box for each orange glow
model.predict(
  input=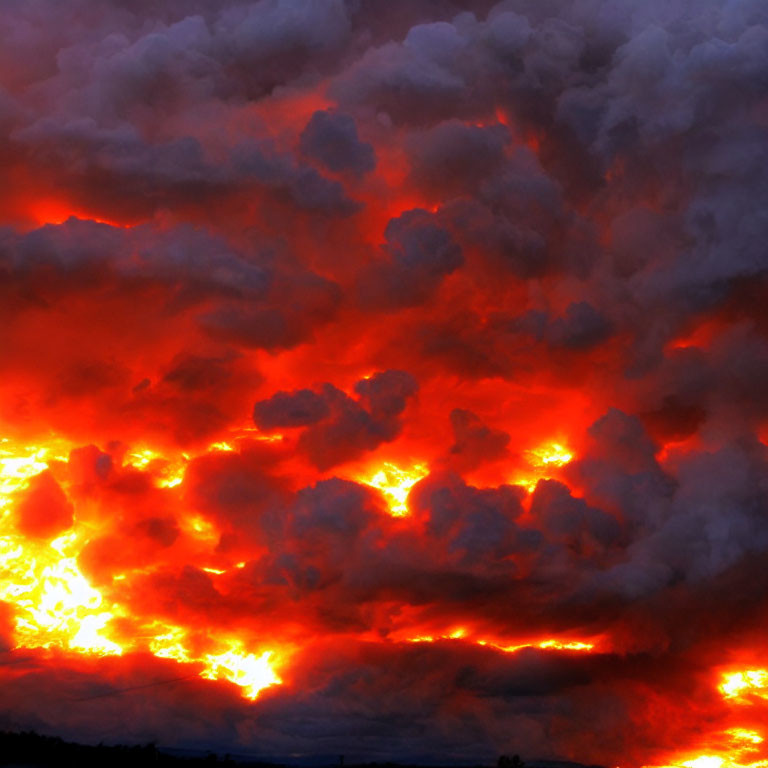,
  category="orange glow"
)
[201,643,282,700]
[409,627,467,643]
[358,461,429,516]
[666,319,724,352]
[28,199,132,229]
[407,629,596,655]
[526,443,574,467]
[647,671,768,768]
[149,624,284,700]
[489,638,594,653]
[0,529,123,656]
[4,7,767,764]
[180,514,219,543]
[651,738,768,768]
[514,441,574,492]
[680,758,725,768]
[148,623,193,664]
[125,447,188,488]
[0,437,122,656]
[720,670,768,701]
[0,435,286,700]
[727,731,764,747]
